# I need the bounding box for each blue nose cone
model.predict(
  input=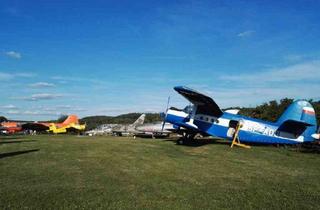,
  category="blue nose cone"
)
[160,112,166,119]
